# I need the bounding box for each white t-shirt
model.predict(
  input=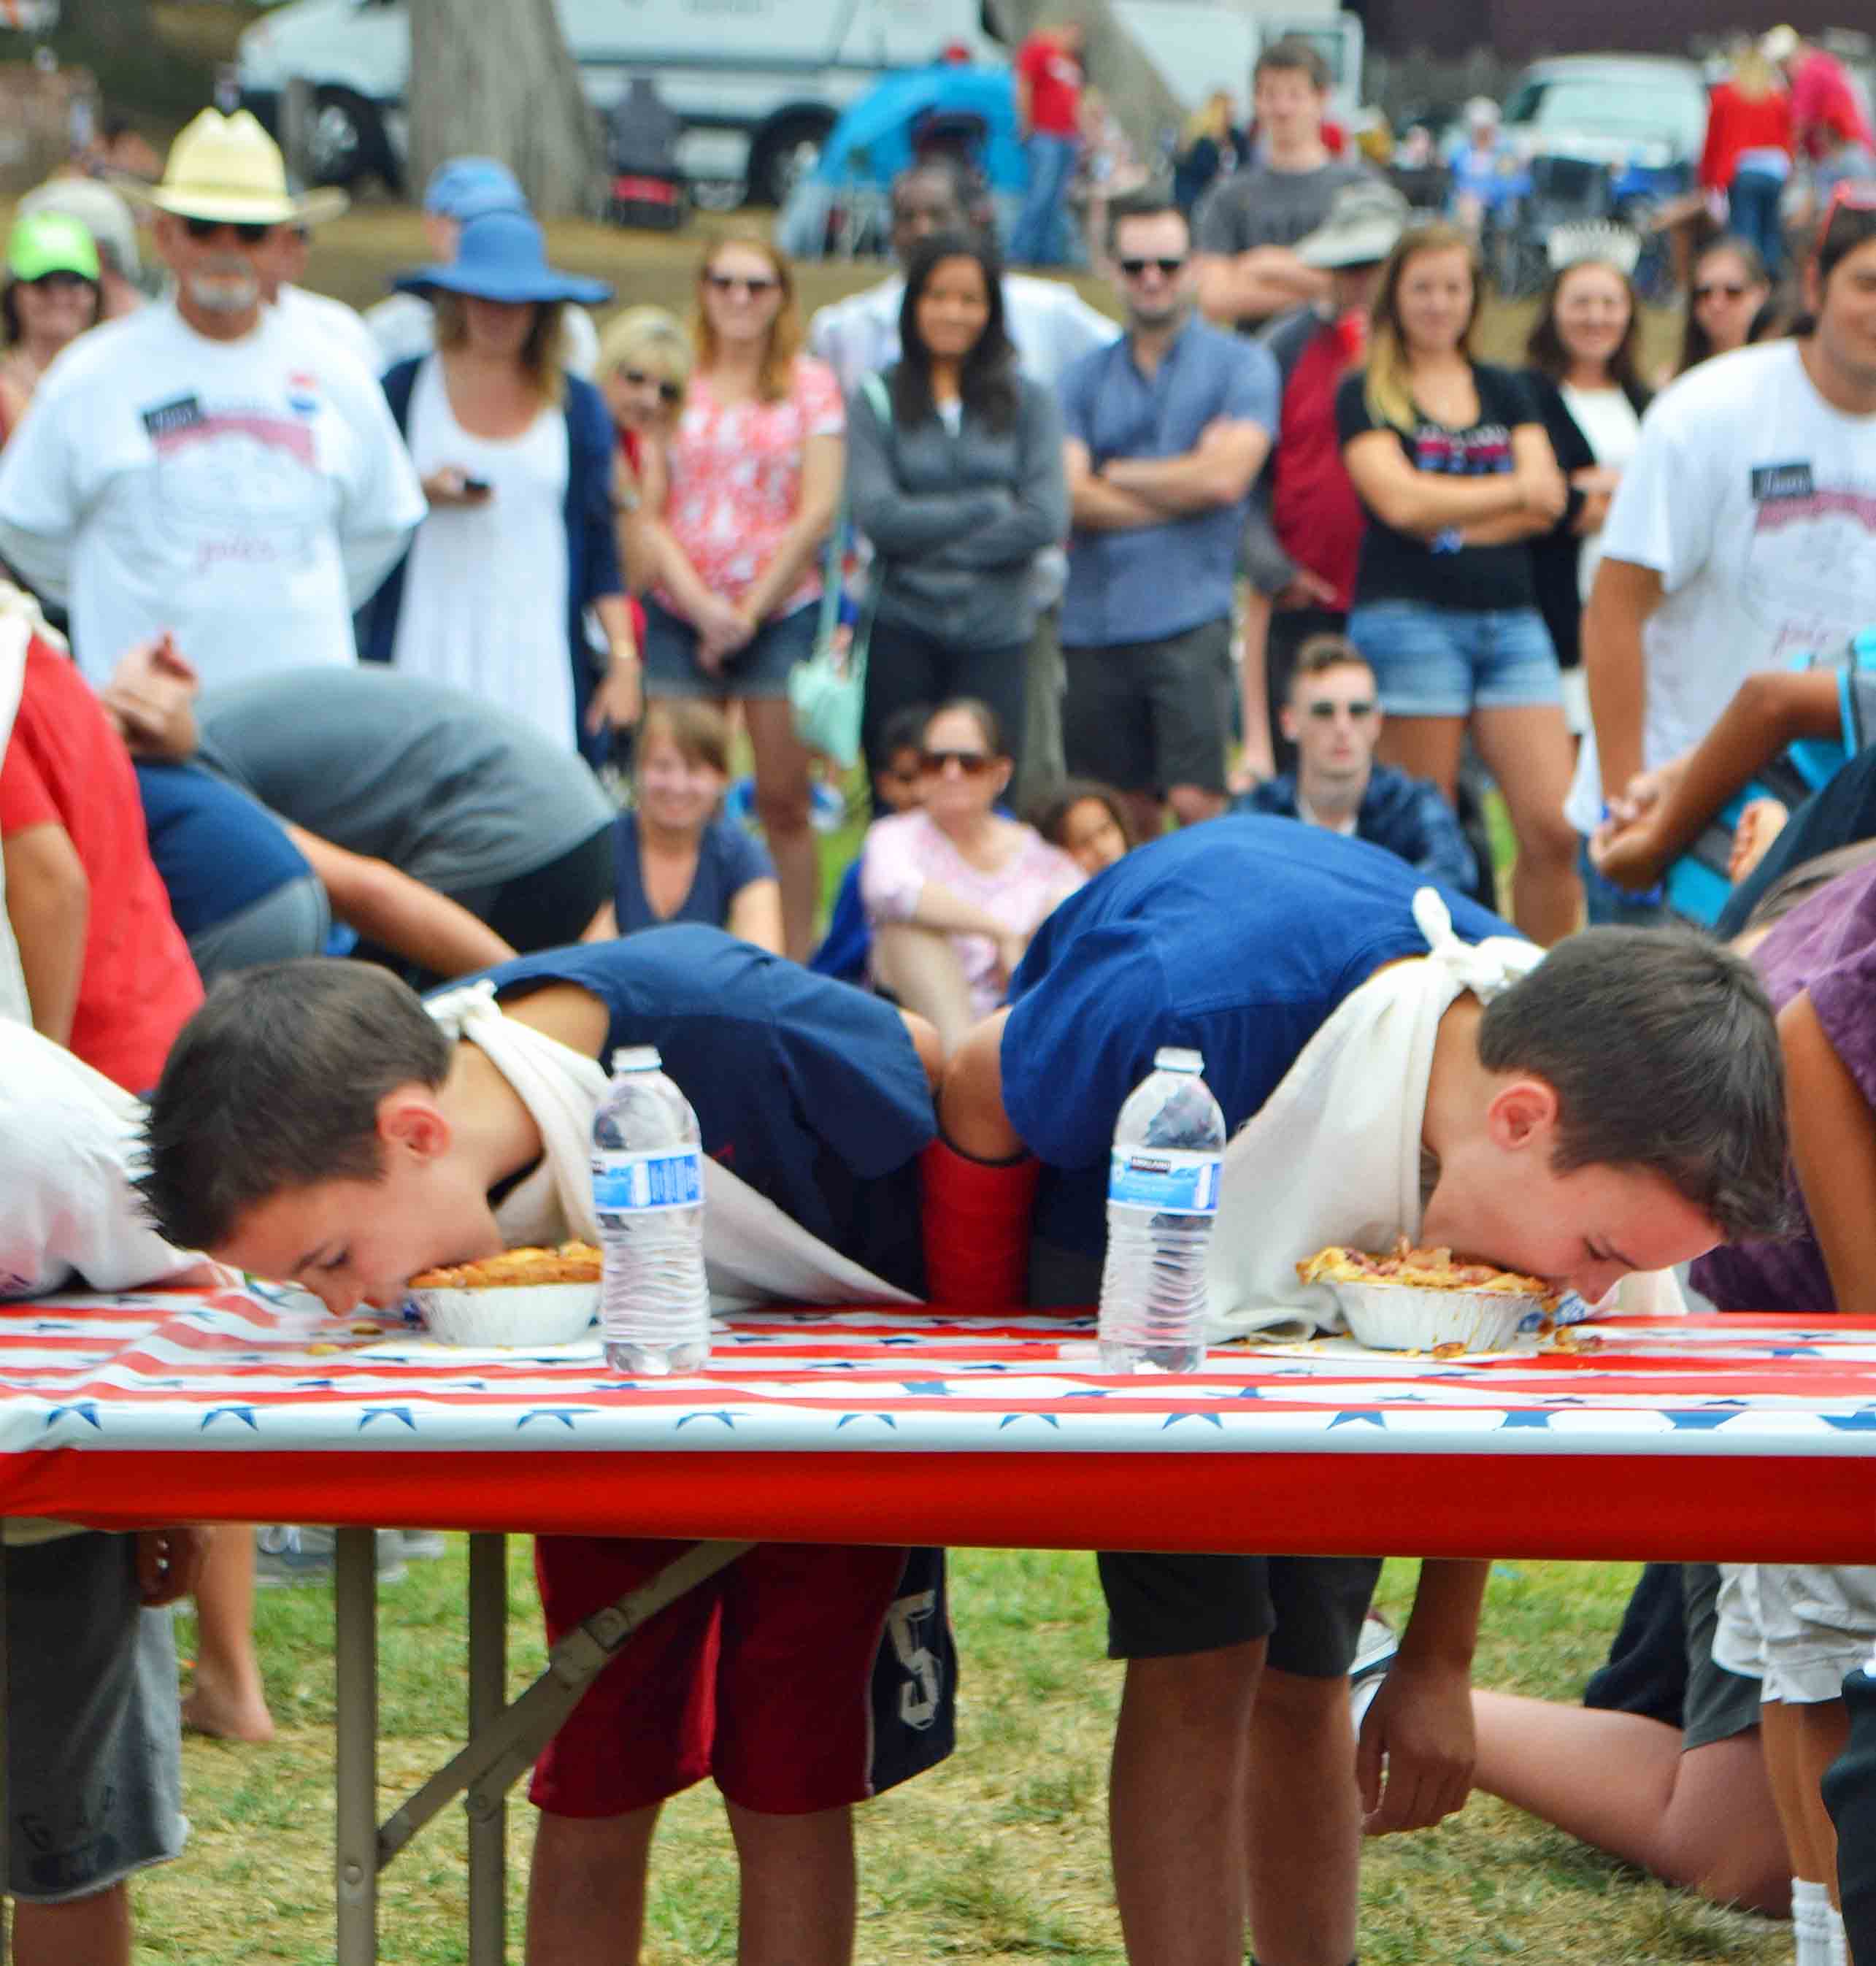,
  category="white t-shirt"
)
[273,281,381,375]
[0,299,425,688]
[808,271,1120,393]
[363,290,600,380]
[391,355,575,752]
[1565,340,1876,834]
[1558,381,1643,603]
